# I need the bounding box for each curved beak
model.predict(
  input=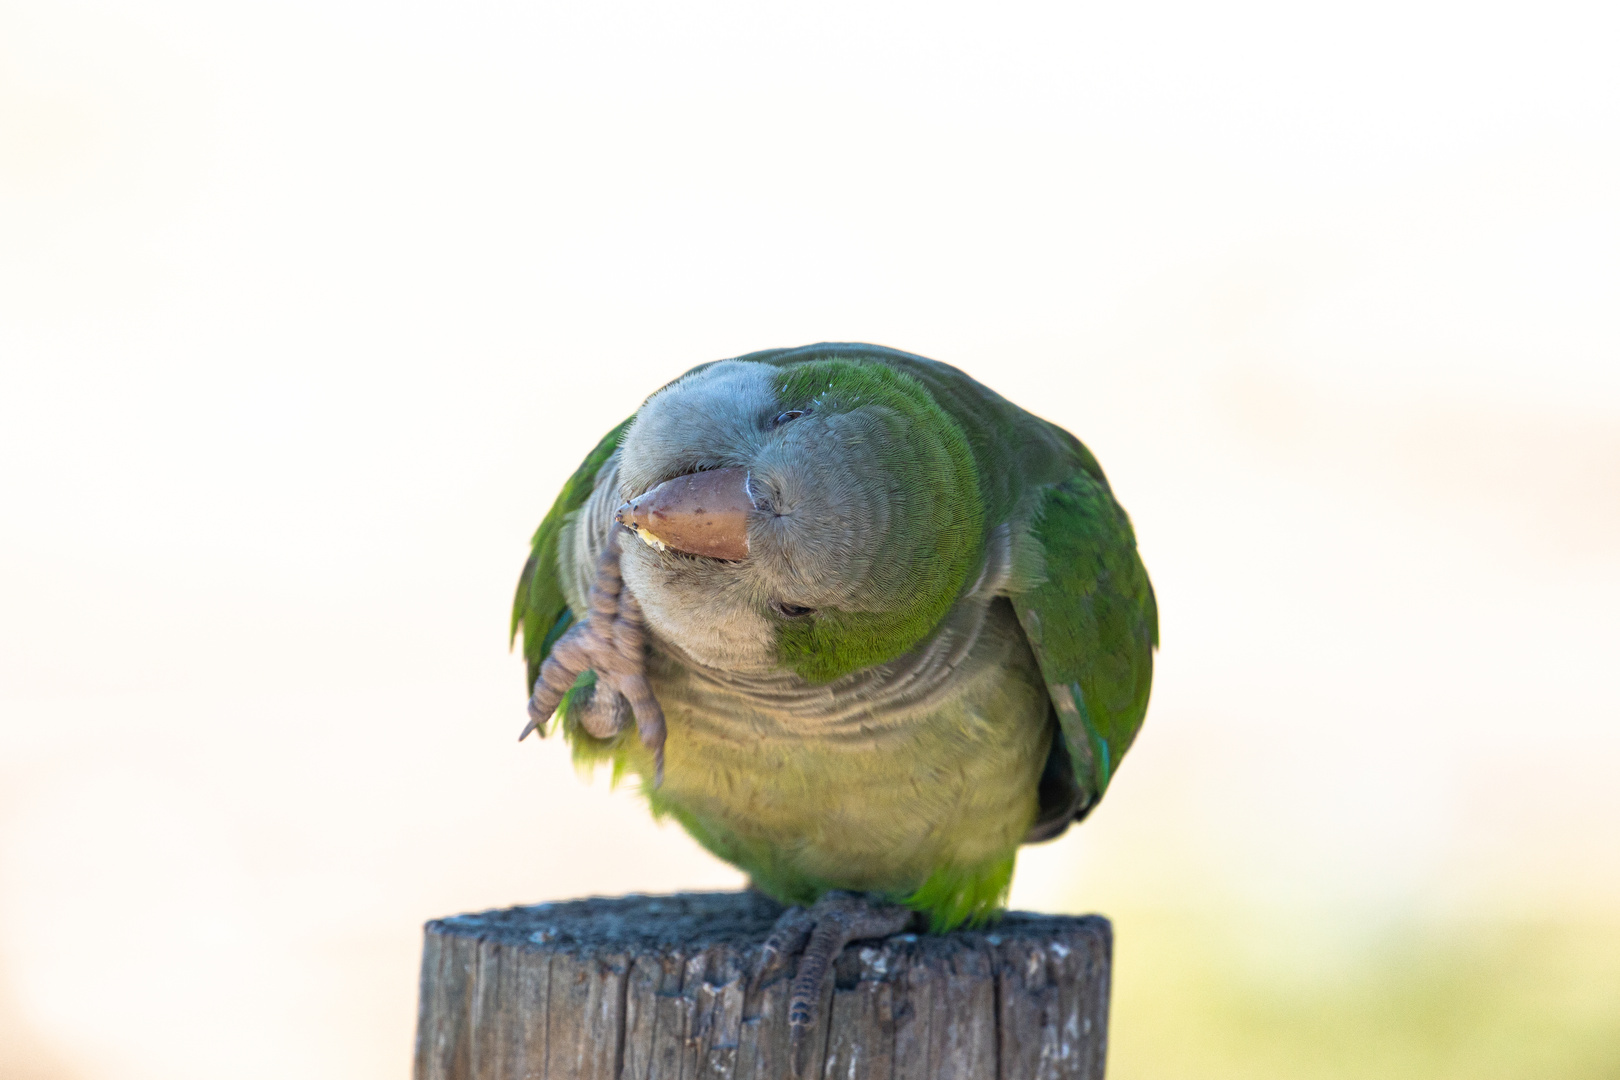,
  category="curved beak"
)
[615,467,754,561]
